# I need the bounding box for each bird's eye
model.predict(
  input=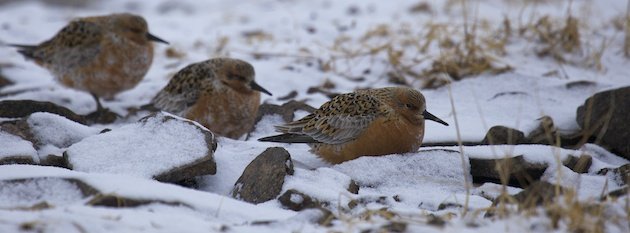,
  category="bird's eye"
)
[129,28,142,34]
[230,75,246,81]
[405,104,413,109]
